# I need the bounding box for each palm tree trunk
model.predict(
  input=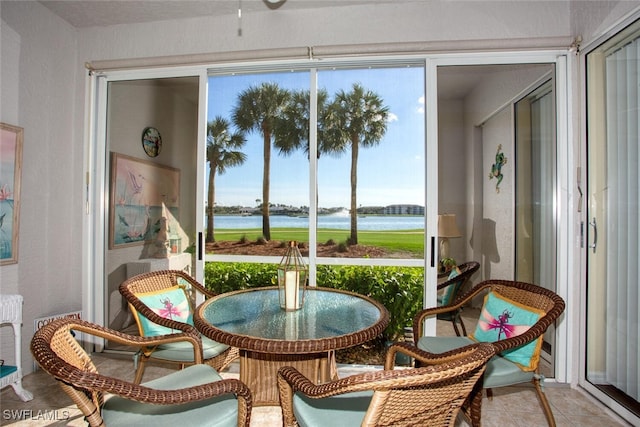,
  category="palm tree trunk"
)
[262,131,271,240]
[350,138,359,244]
